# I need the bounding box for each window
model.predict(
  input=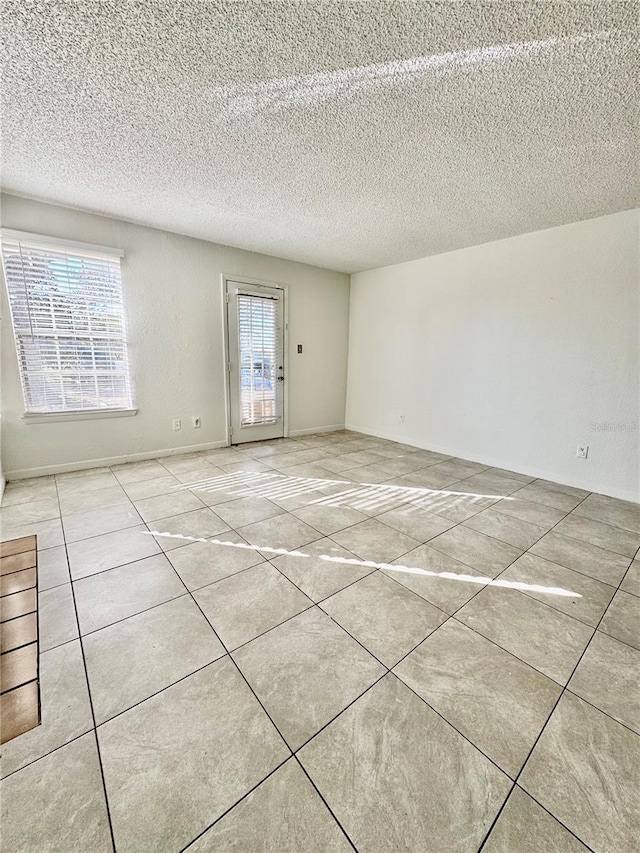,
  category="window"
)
[1,230,134,415]
[237,292,279,425]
